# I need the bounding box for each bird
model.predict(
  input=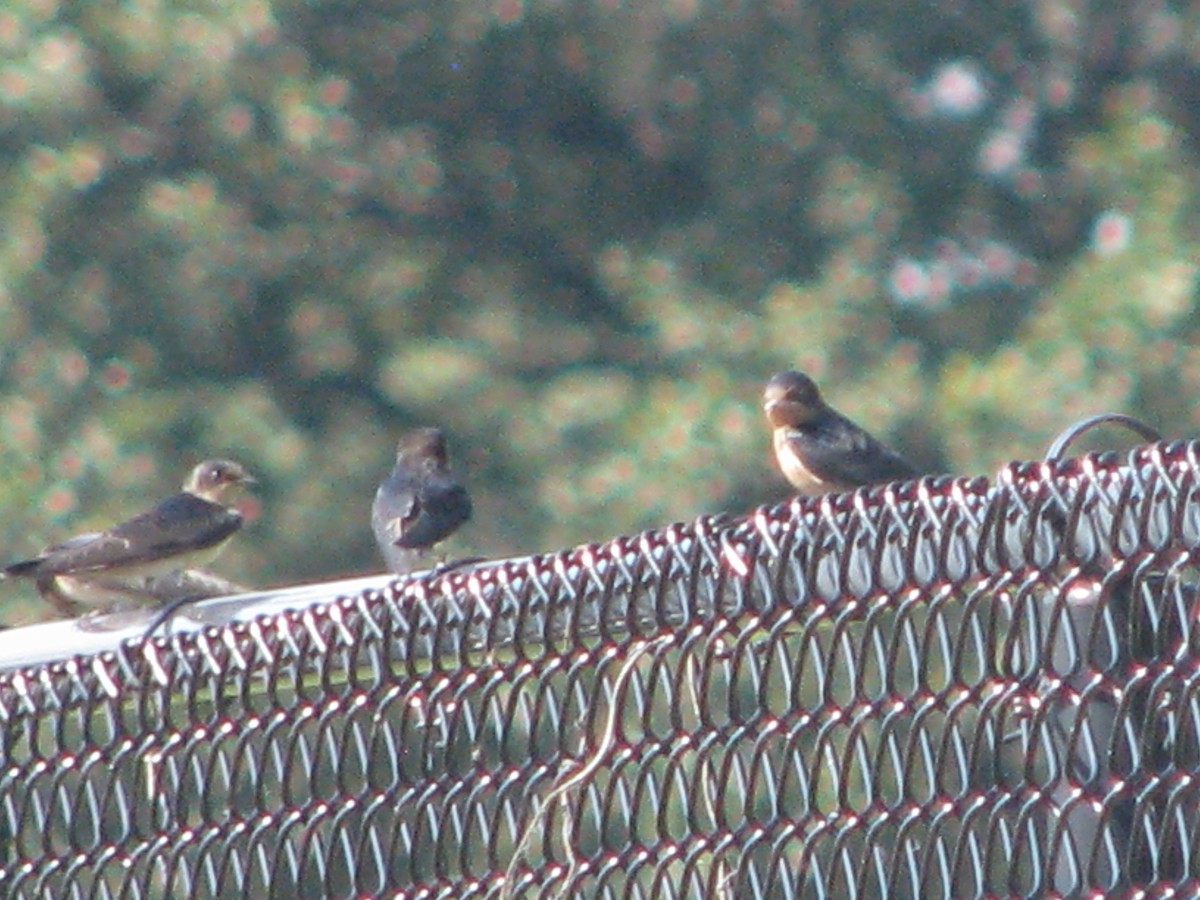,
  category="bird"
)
[372,427,472,575]
[3,459,255,614]
[762,370,917,496]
